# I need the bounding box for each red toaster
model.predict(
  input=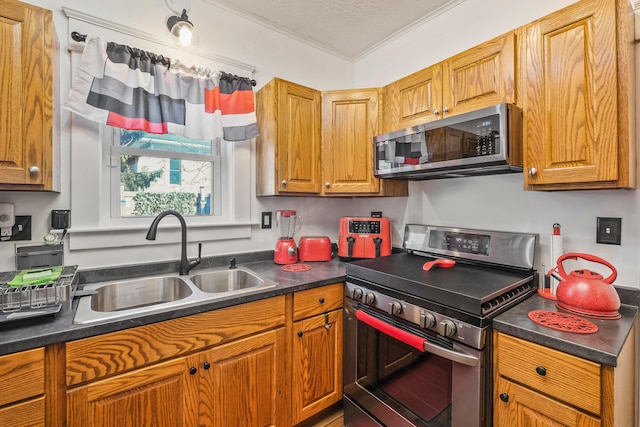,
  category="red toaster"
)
[338,217,392,259]
[298,236,332,262]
